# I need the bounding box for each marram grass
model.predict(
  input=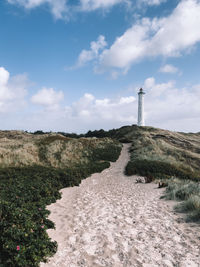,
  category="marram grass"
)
[163,178,200,221]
